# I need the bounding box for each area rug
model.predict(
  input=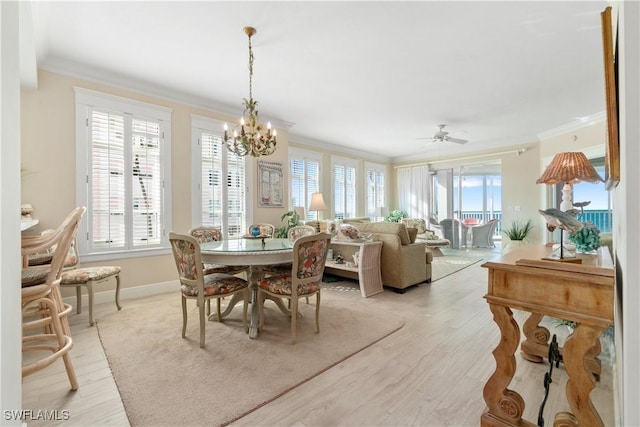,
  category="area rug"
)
[96,286,404,427]
[431,253,485,281]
